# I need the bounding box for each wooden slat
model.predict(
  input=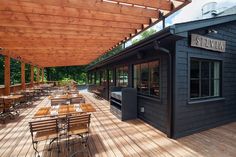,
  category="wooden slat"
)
[0,91,235,157]
[0,0,151,24]
[112,0,172,10]
[0,0,188,67]
[19,0,158,17]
